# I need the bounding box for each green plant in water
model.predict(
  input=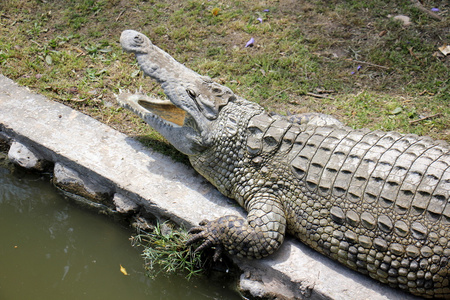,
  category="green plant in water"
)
[131,222,205,279]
